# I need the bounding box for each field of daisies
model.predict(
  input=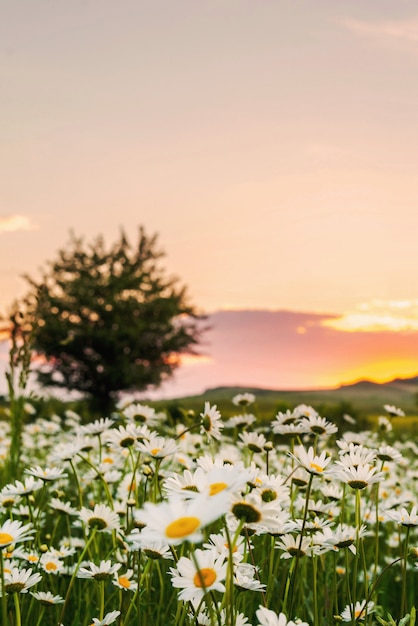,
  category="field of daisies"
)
[0,391,417,626]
